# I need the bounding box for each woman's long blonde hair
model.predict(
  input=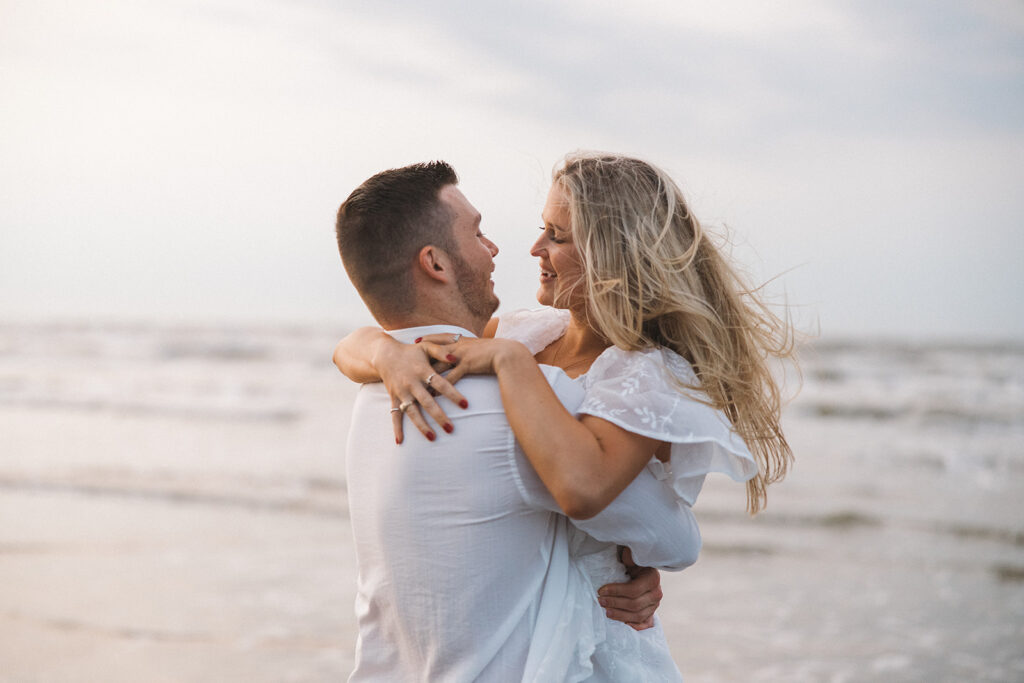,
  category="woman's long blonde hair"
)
[554,152,797,514]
